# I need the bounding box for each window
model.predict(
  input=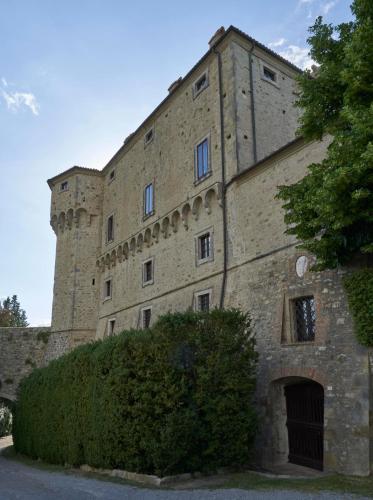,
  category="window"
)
[196,230,213,264]
[195,138,209,181]
[293,296,316,342]
[107,215,114,242]
[108,319,116,336]
[144,127,154,146]
[144,183,154,217]
[142,258,154,286]
[104,278,112,300]
[195,290,211,312]
[193,71,209,98]
[263,66,277,83]
[60,181,68,192]
[141,307,152,328]
[109,169,115,182]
